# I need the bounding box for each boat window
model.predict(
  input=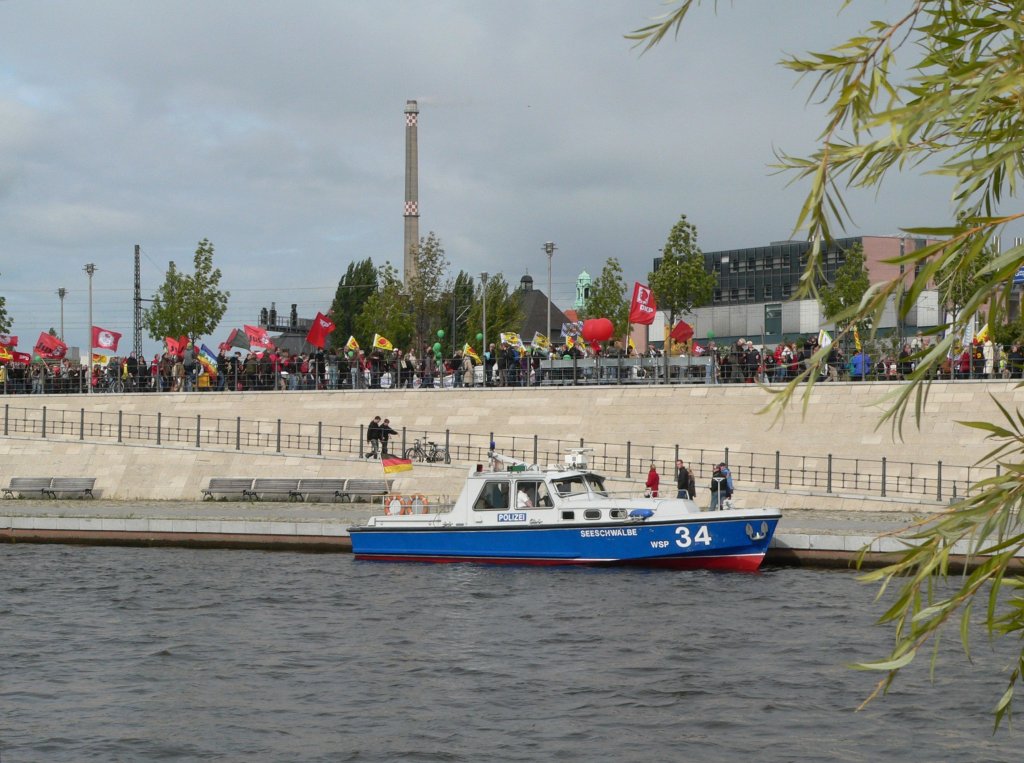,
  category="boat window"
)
[584,509,602,520]
[560,511,575,520]
[585,475,608,496]
[472,480,510,510]
[610,509,628,519]
[552,476,589,497]
[515,480,551,508]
